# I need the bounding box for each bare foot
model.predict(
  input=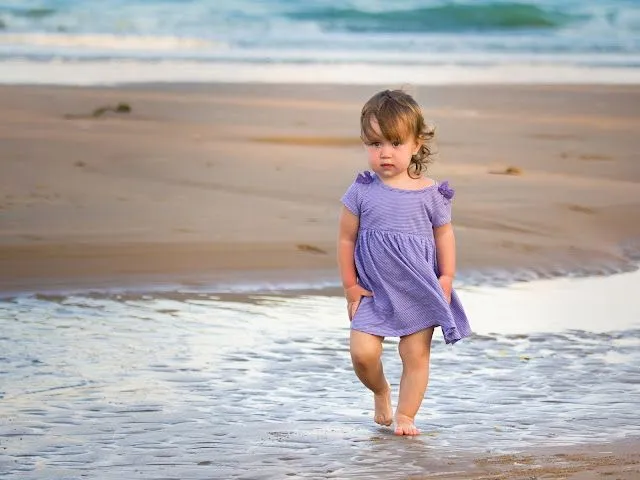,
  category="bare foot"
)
[373,385,393,426]
[394,413,420,436]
